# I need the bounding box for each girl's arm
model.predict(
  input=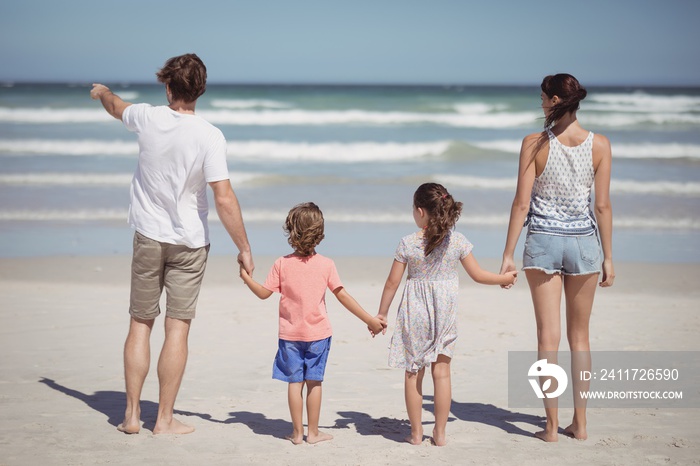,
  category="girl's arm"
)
[333,287,386,336]
[377,260,407,321]
[462,253,517,286]
[592,134,615,287]
[239,267,273,300]
[500,133,539,285]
